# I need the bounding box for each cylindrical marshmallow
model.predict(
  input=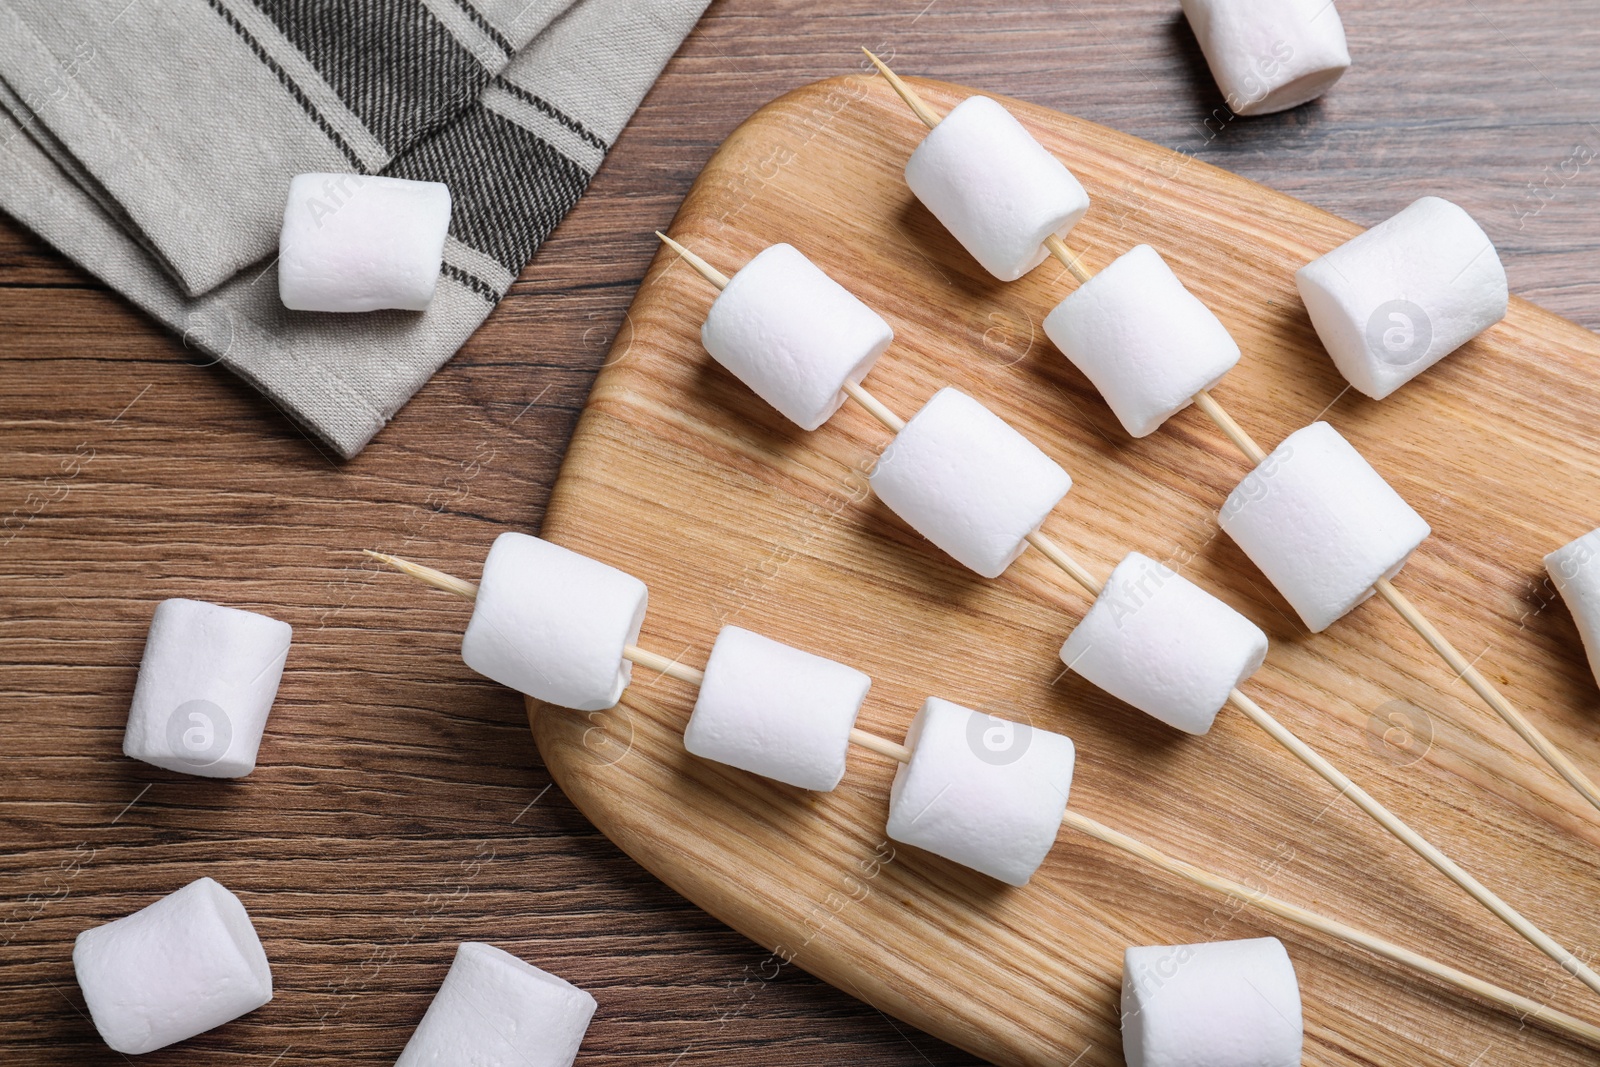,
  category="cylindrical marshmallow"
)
[461,532,647,711]
[904,96,1091,281]
[396,942,597,1067]
[1043,244,1241,437]
[886,697,1075,886]
[1297,196,1508,399]
[278,173,452,312]
[1220,421,1430,633]
[122,598,292,778]
[1546,528,1600,689]
[870,387,1072,578]
[1059,552,1267,734]
[684,626,872,791]
[1121,936,1303,1067]
[700,243,894,430]
[73,877,273,1055]
[1181,0,1350,116]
